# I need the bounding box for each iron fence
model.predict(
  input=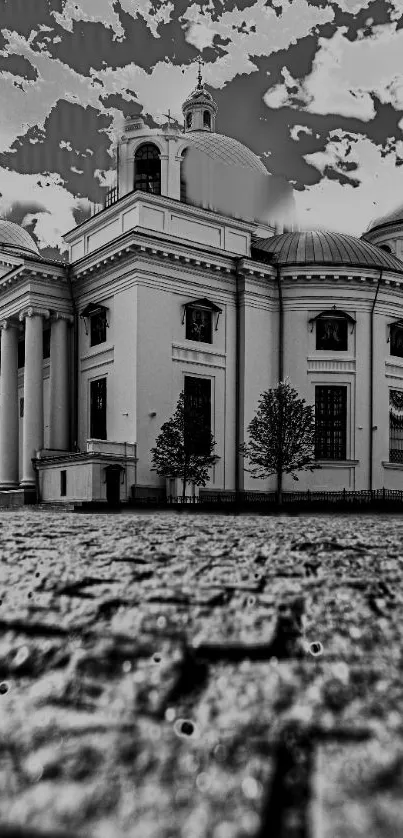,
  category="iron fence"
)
[130,488,403,509]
